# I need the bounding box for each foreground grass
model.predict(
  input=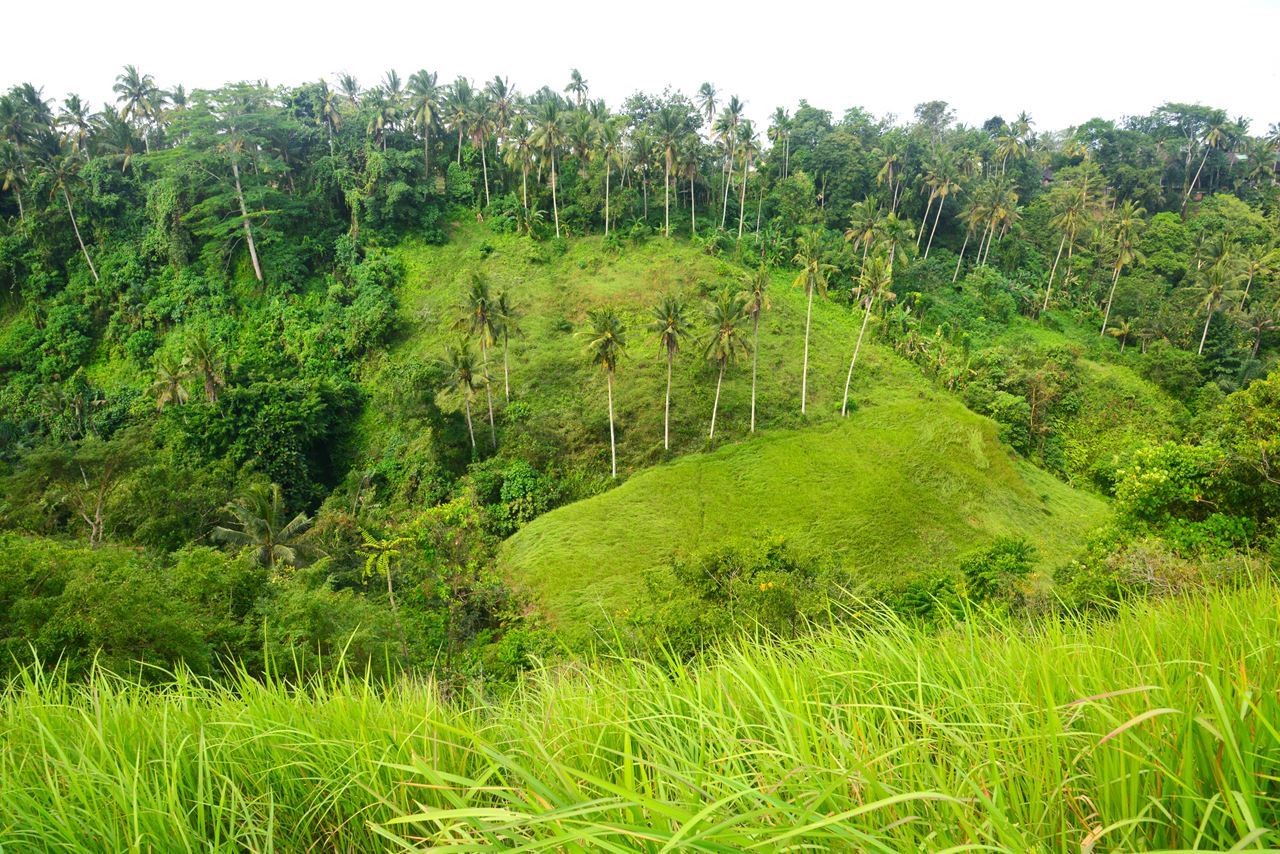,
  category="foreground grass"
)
[3,584,1278,851]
